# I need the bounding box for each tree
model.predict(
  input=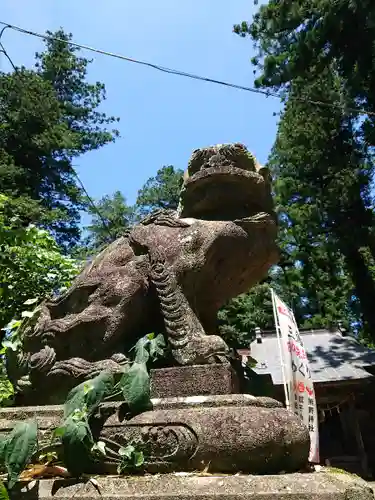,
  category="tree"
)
[0,195,80,332]
[84,191,136,251]
[233,4,375,339]
[234,1,375,146]
[267,70,375,336]
[218,283,274,347]
[0,29,119,248]
[136,166,183,216]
